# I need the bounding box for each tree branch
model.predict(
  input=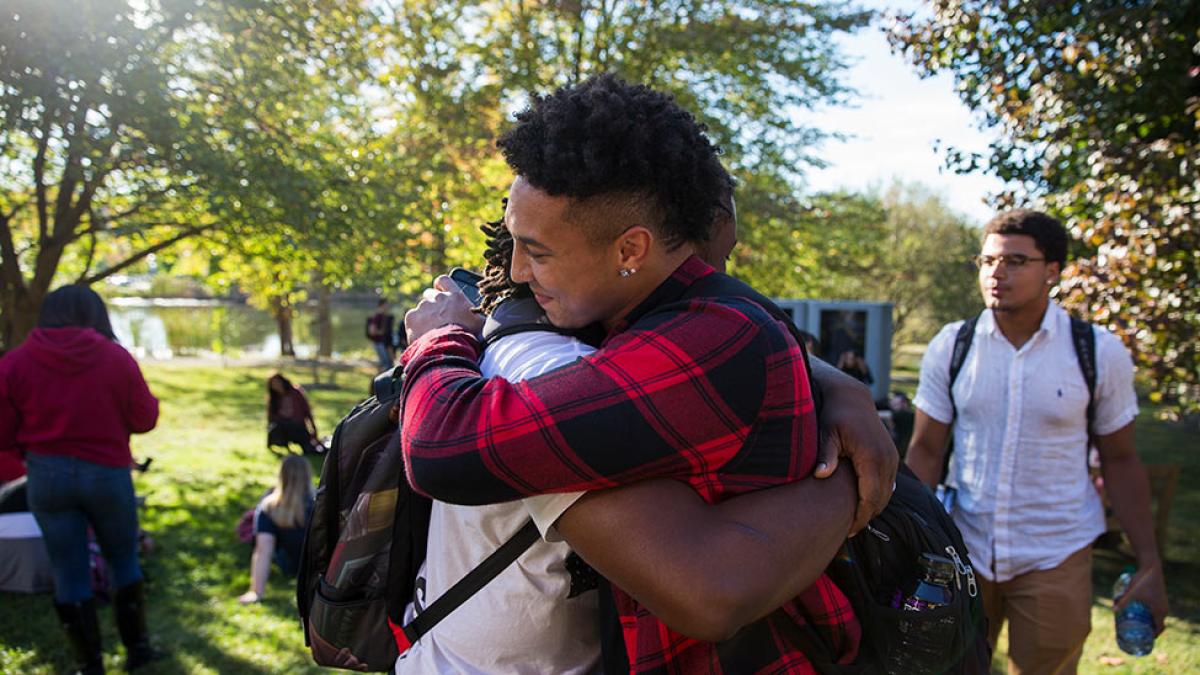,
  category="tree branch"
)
[74,213,100,284]
[0,209,28,292]
[77,222,218,285]
[33,114,52,243]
